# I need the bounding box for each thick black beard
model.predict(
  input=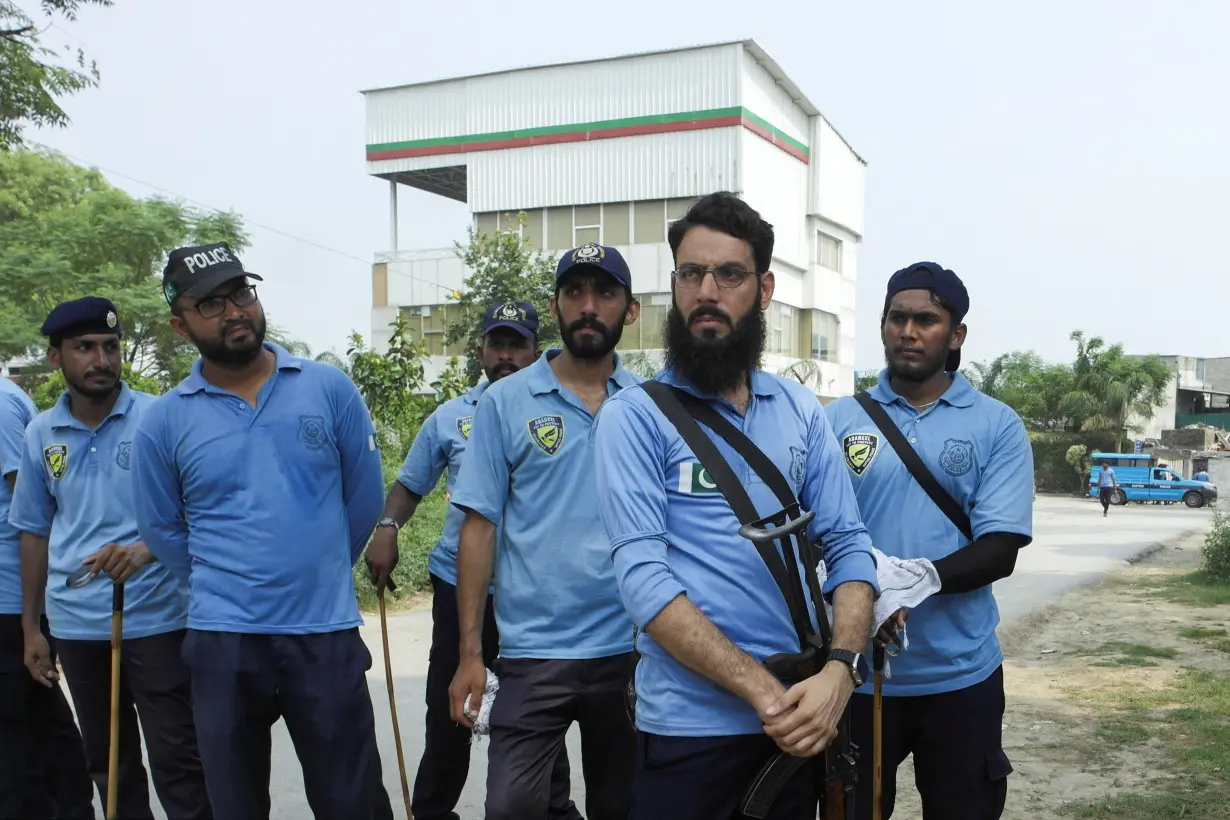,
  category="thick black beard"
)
[484,362,520,382]
[884,341,949,384]
[556,308,627,361]
[188,314,268,367]
[663,300,766,396]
